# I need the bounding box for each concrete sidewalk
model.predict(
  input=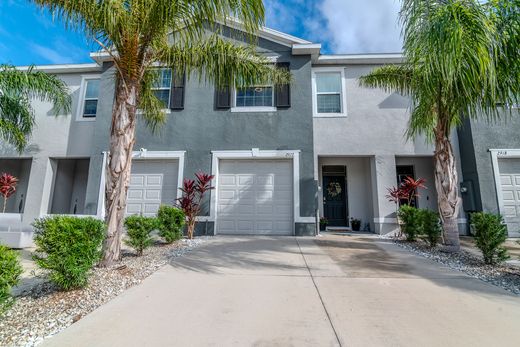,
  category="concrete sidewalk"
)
[42,235,520,347]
